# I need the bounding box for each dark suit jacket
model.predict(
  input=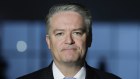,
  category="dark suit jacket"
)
[17,62,121,79]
